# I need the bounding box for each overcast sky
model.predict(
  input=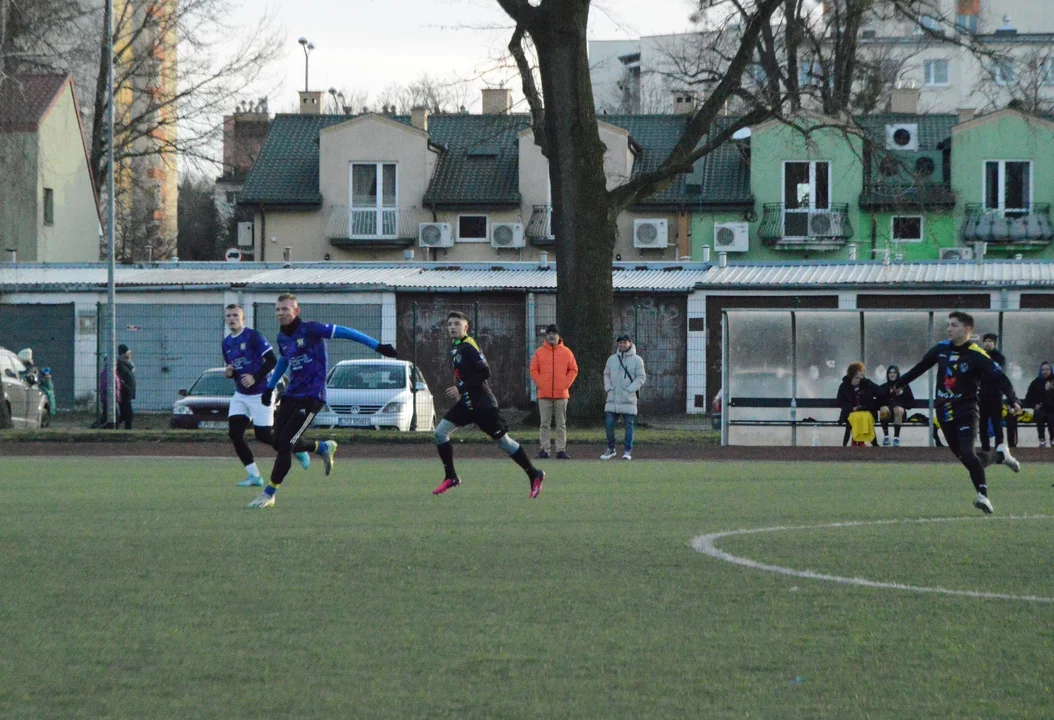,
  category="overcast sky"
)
[232,0,698,113]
